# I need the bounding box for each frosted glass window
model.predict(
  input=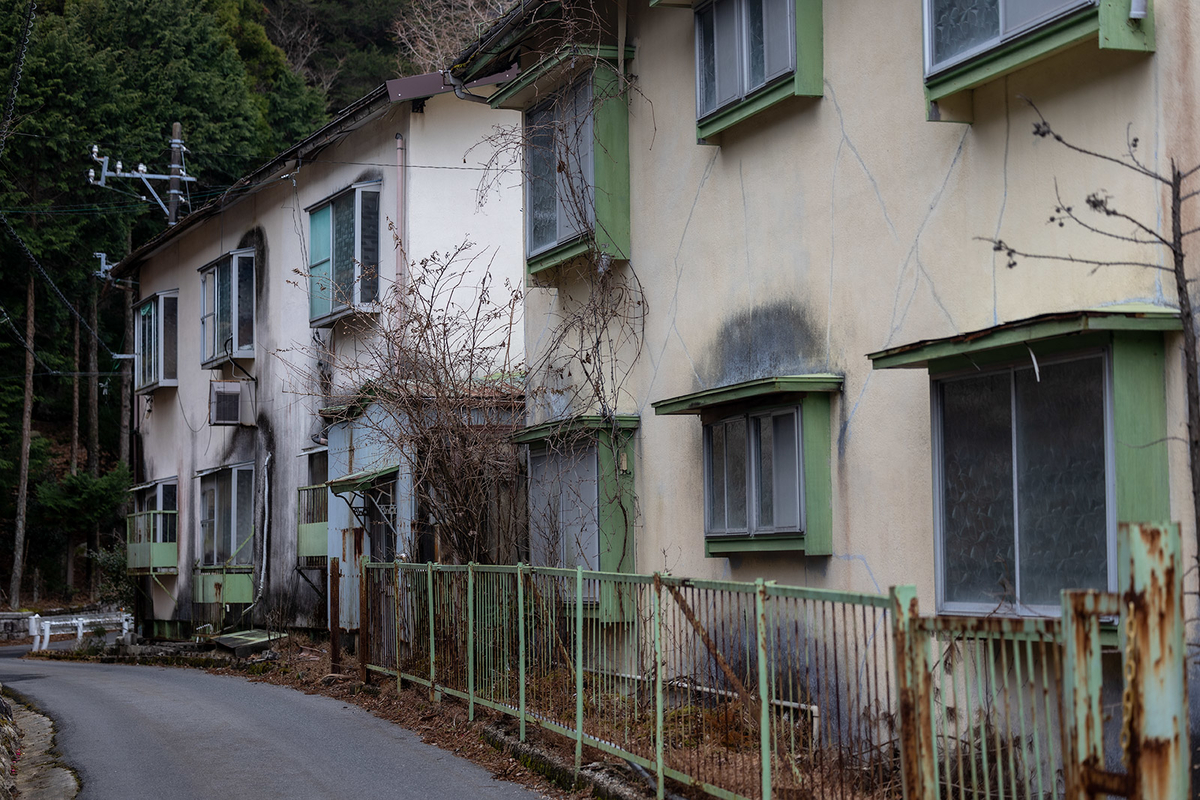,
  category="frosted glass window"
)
[706,405,804,537]
[524,79,594,258]
[926,0,1091,75]
[695,0,794,120]
[936,353,1112,611]
[527,445,600,570]
[309,182,383,322]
